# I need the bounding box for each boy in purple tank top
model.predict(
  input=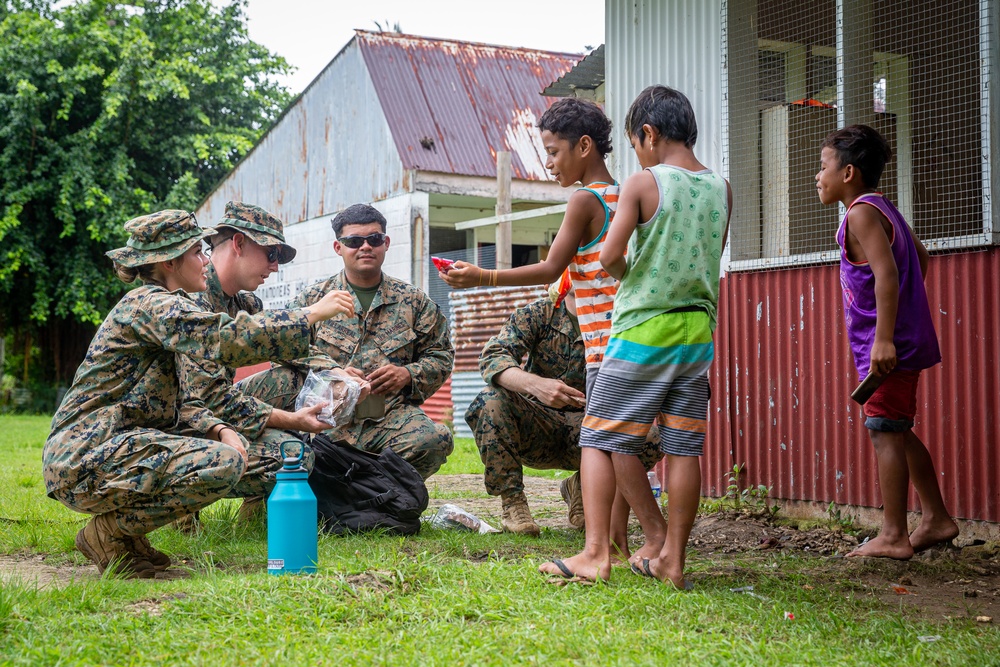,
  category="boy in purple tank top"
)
[817,124,958,559]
